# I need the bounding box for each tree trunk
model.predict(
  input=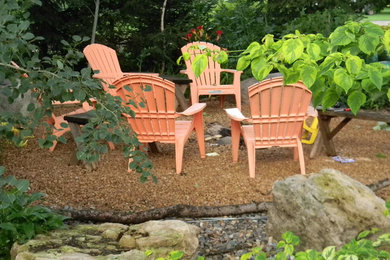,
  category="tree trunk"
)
[160,0,168,73]
[91,0,100,43]
[54,202,271,224]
